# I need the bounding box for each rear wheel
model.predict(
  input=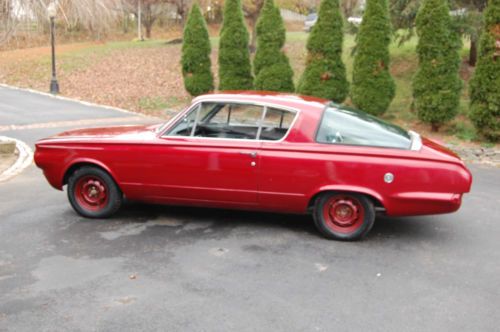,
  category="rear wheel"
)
[67,166,122,218]
[313,192,375,241]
